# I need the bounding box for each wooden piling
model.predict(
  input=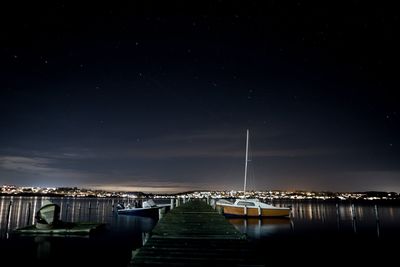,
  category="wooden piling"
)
[336,203,340,217]
[210,198,216,209]
[158,207,166,220]
[78,204,81,220]
[26,202,32,226]
[88,202,92,220]
[65,203,69,220]
[336,203,340,230]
